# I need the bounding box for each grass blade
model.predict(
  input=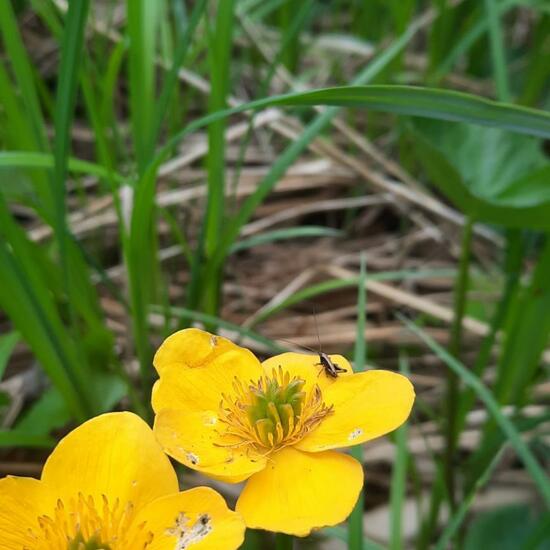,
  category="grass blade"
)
[0,0,48,150]
[0,237,88,421]
[0,151,125,184]
[323,526,385,550]
[445,217,474,511]
[49,0,99,416]
[246,269,455,328]
[229,227,342,253]
[399,314,550,510]
[200,0,236,315]
[390,354,411,550]
[127,0,160,171]
[434,446,507,550]
[434,0,524,81]
[152,304,285,353]
[484,0,511,101]
[213,16,437,267]
[152,0,208,147]
[348,255,367,550]
[0,332,19,381]
[159,86,550,167]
